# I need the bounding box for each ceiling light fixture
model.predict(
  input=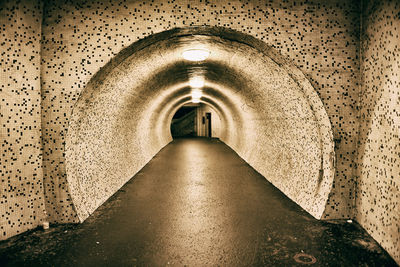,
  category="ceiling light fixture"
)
[191,88,202,103]
[189,76,204,88]
[182,49,210,61]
